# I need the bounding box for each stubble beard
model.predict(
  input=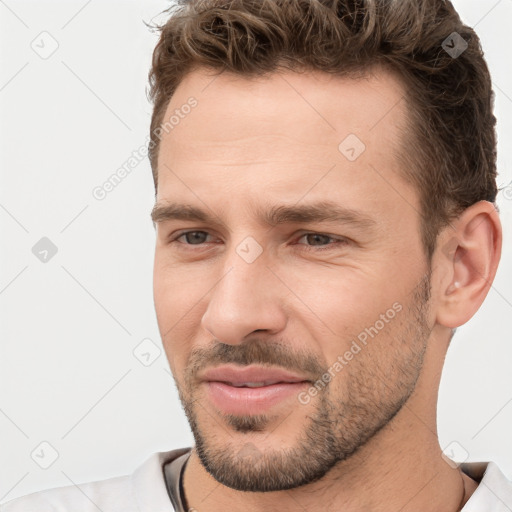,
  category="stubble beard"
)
[174,272,432,492]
